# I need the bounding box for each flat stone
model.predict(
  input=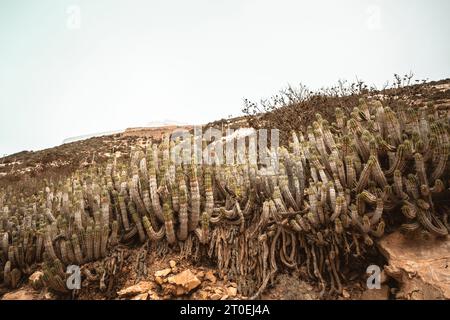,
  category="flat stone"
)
[378,231,450,300]
[117,281,154,297]
[167,269,201,293]
[154,268,172,277]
